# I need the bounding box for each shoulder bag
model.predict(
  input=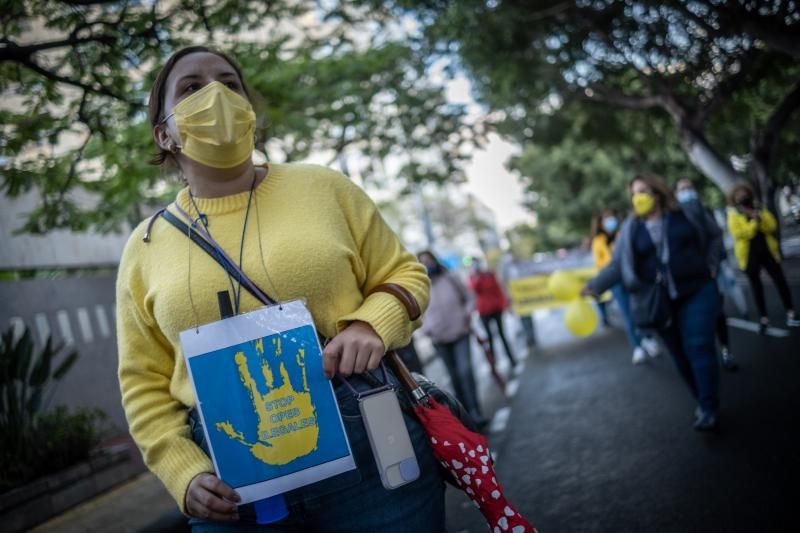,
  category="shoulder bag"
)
[629,217,673,330]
